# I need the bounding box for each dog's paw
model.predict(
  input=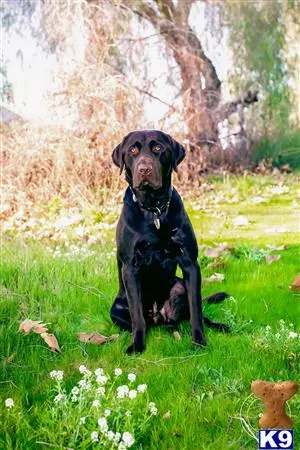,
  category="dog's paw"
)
[192,330,207,347]
[126,329,146,354]
[126,341,145,354]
